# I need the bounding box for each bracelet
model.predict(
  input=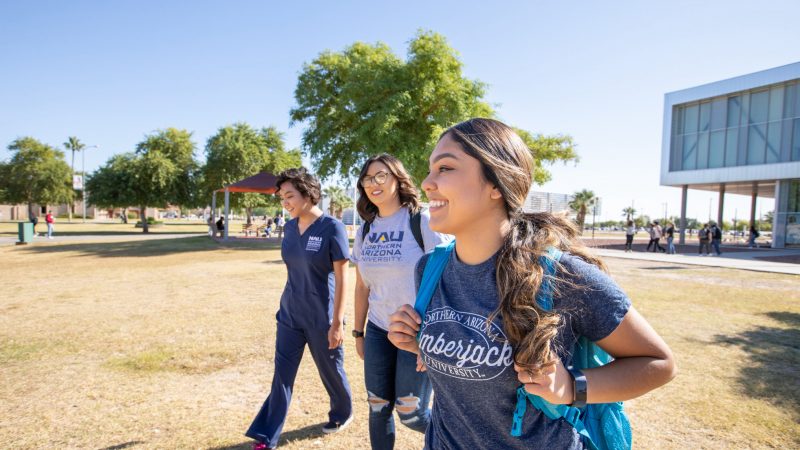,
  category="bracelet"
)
[568,366,587,408]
